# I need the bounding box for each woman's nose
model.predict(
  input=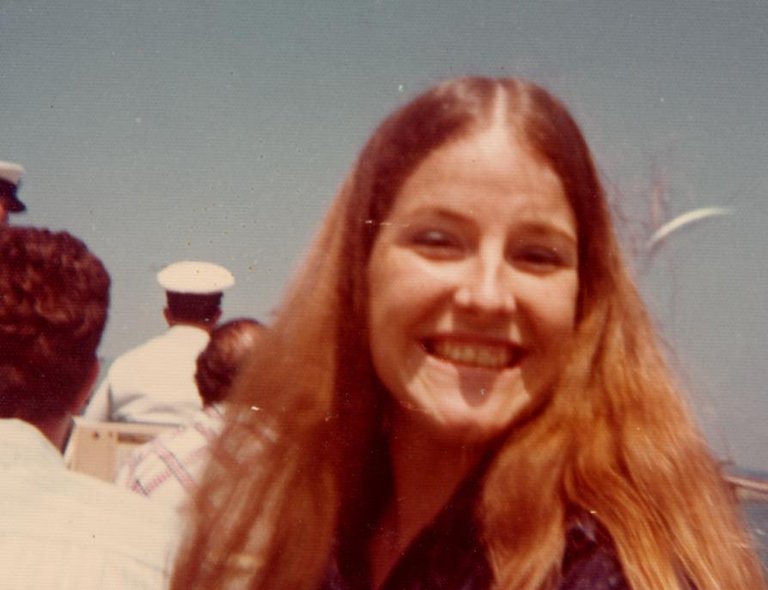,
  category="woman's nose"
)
[453,251,515,315]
